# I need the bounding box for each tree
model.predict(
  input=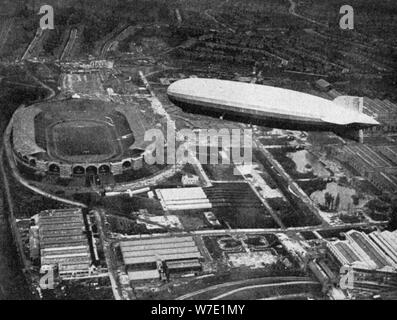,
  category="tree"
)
[334,193,341,211]
[389,197,397,230]
[366,198,389,213]
[351,194,360,206]
[324,192,334,210]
